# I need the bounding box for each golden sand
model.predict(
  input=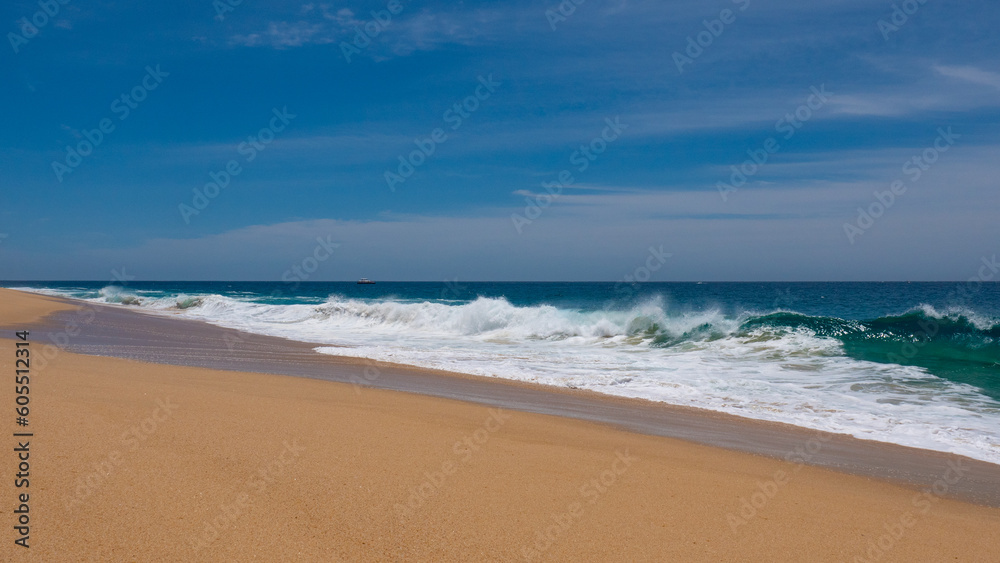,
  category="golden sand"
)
[2,288,999,561]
